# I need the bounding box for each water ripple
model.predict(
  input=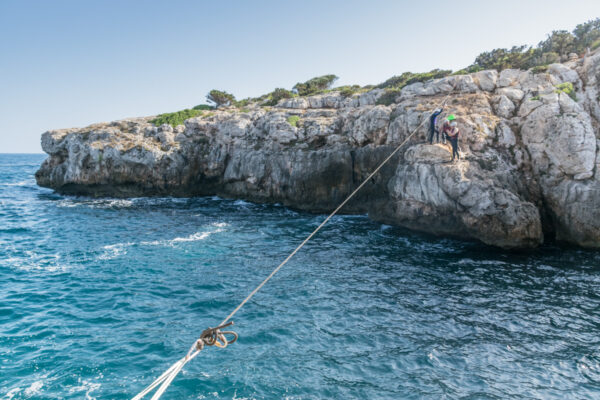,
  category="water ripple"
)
[1,154,600,399]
